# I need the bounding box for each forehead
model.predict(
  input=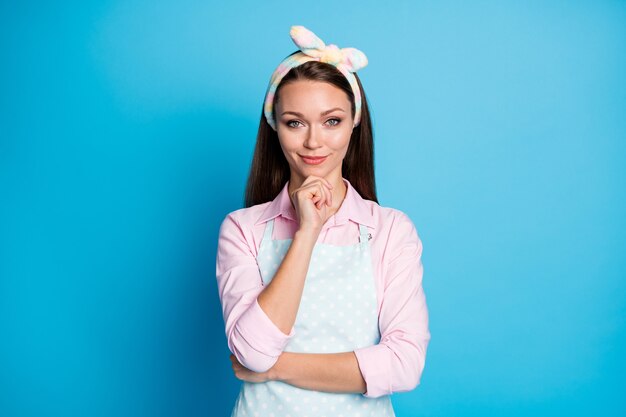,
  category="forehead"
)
[277,80,350,110]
